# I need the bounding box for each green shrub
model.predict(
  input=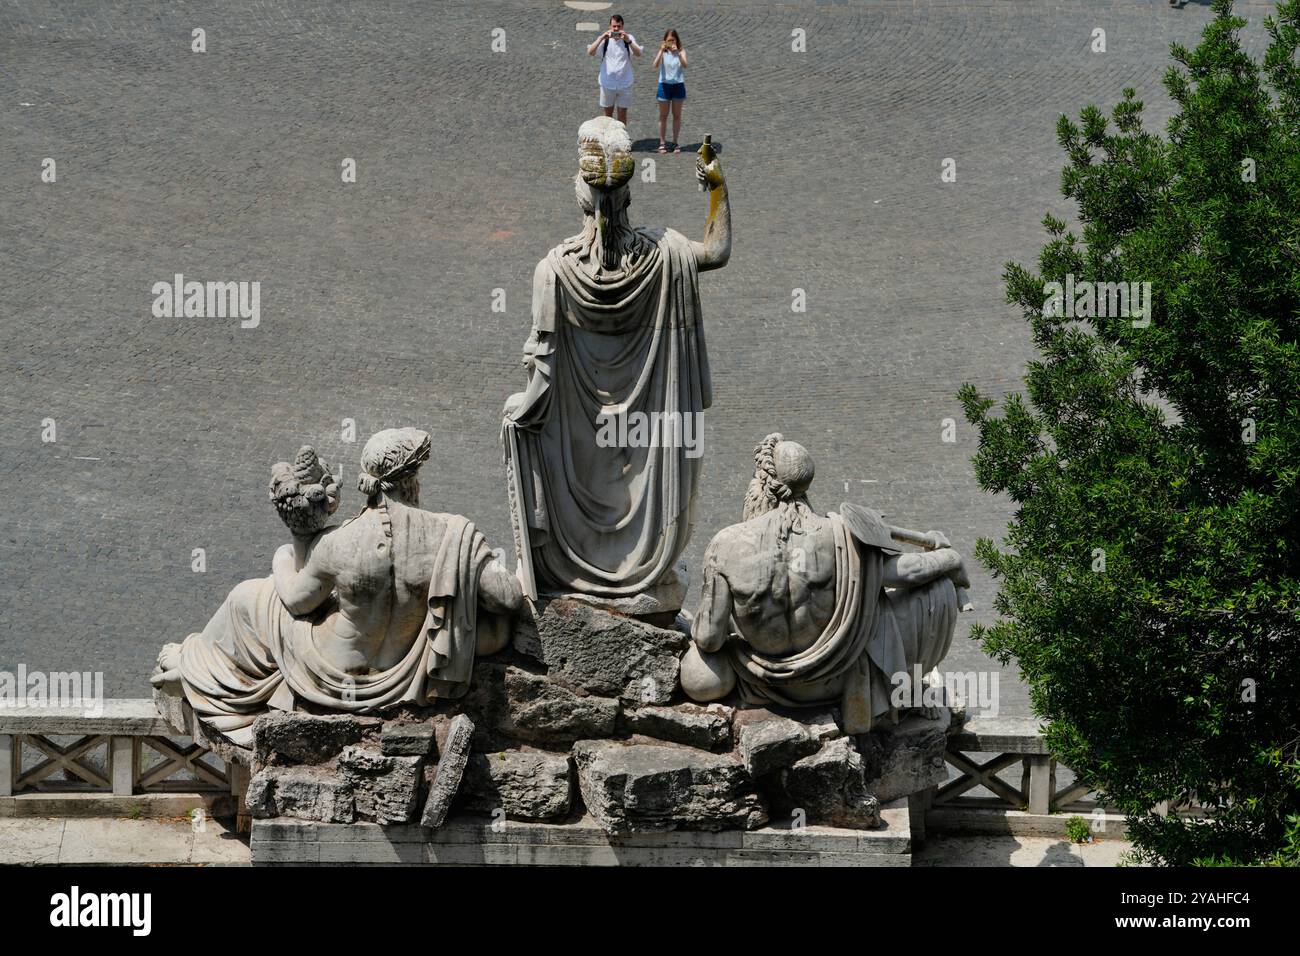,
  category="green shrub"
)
[960,0,1300,866]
